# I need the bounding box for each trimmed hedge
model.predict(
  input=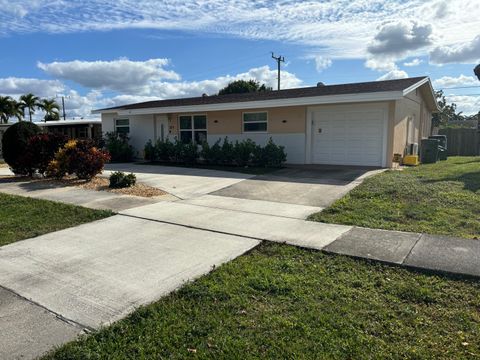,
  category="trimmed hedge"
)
[144,137,286,168]
[2,122,41,175]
